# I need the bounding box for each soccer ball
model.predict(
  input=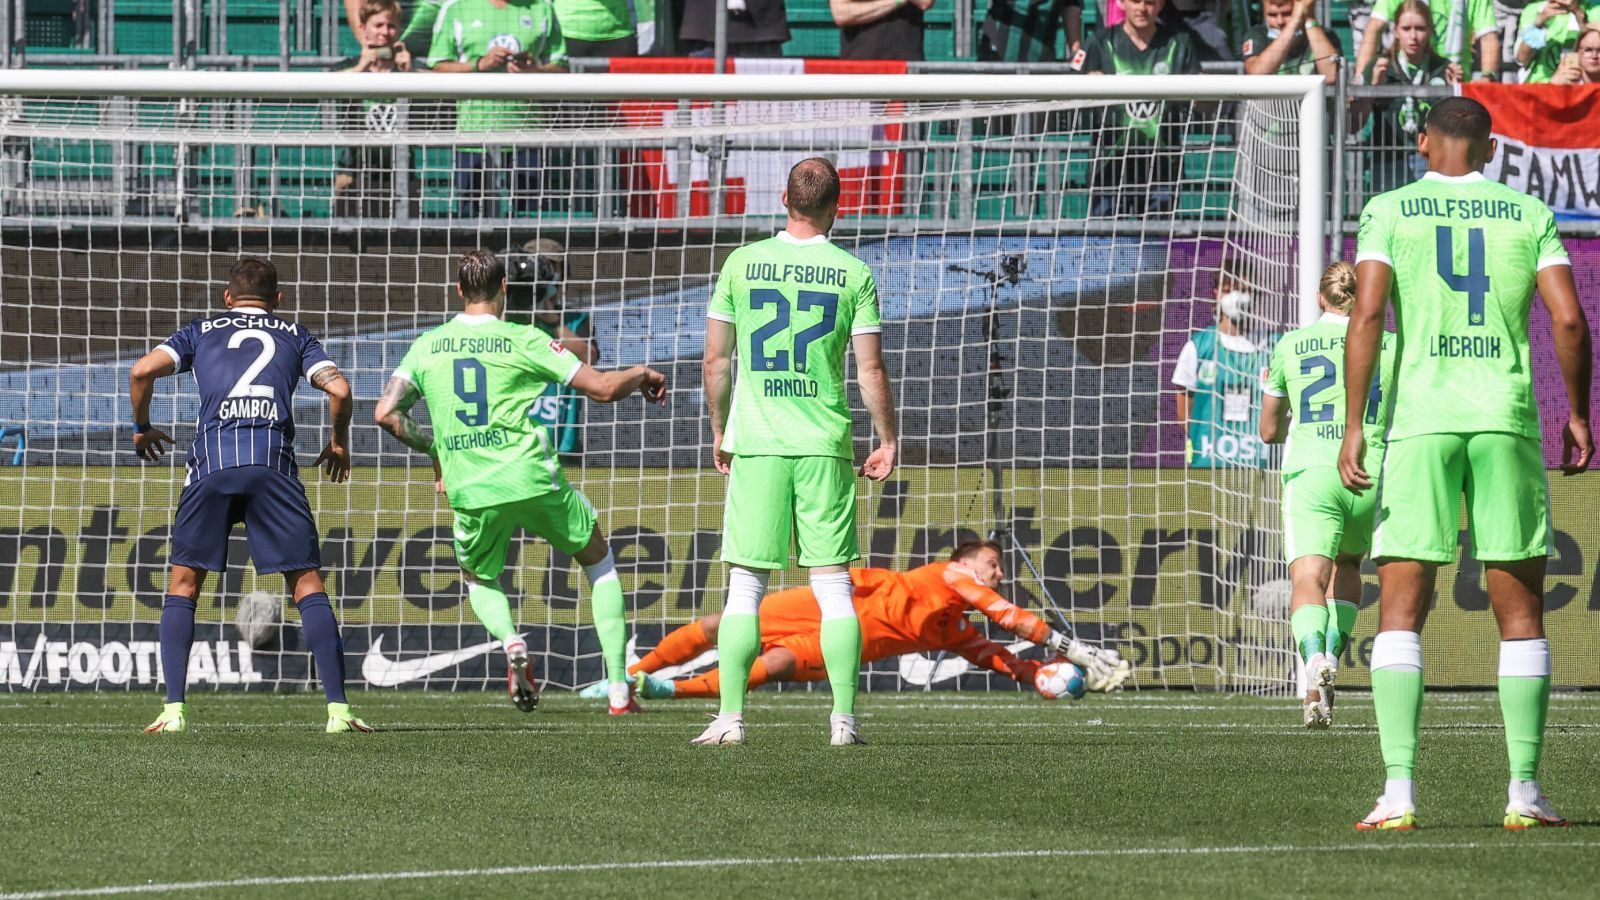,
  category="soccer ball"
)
[1034,661,1087,700]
